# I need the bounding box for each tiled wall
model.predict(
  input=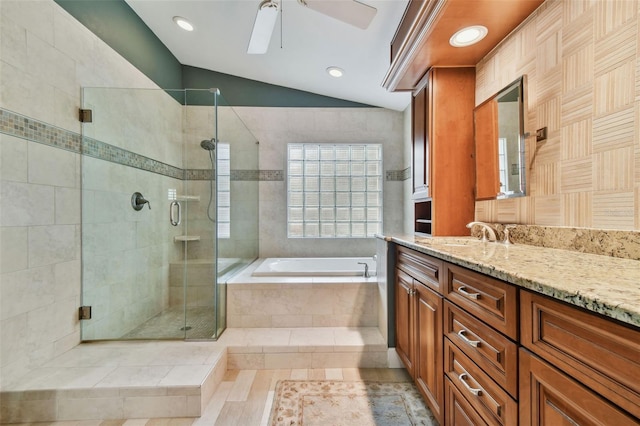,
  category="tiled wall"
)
[475,0,640,231]
[0,0,165,384]
[0,0,405,385]
[234,107,406,258]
